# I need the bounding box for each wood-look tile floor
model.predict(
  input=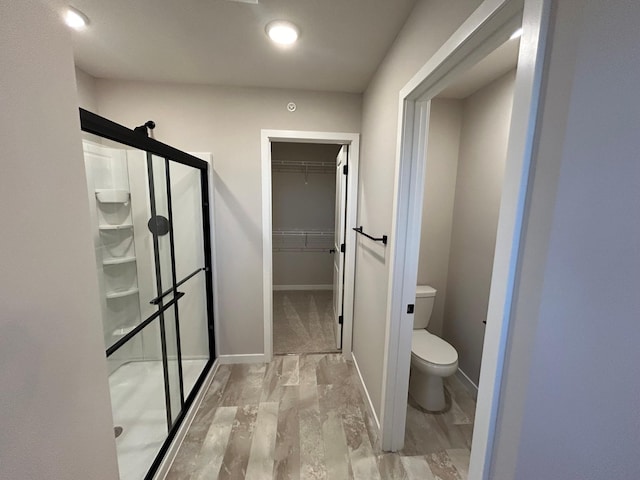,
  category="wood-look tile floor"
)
[167,354,475,479]
[273,291,338,354]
